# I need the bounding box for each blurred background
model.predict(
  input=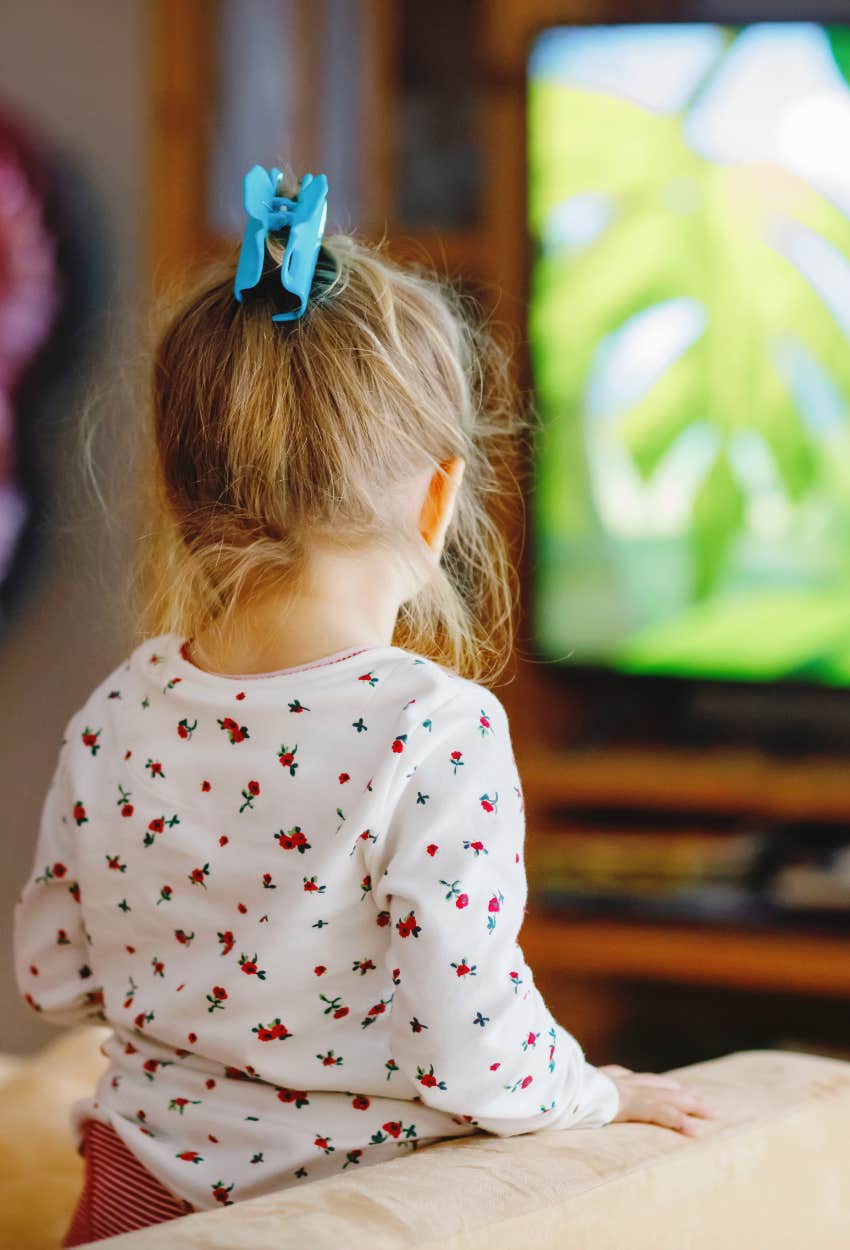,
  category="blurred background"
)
[3,0,850,1069]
